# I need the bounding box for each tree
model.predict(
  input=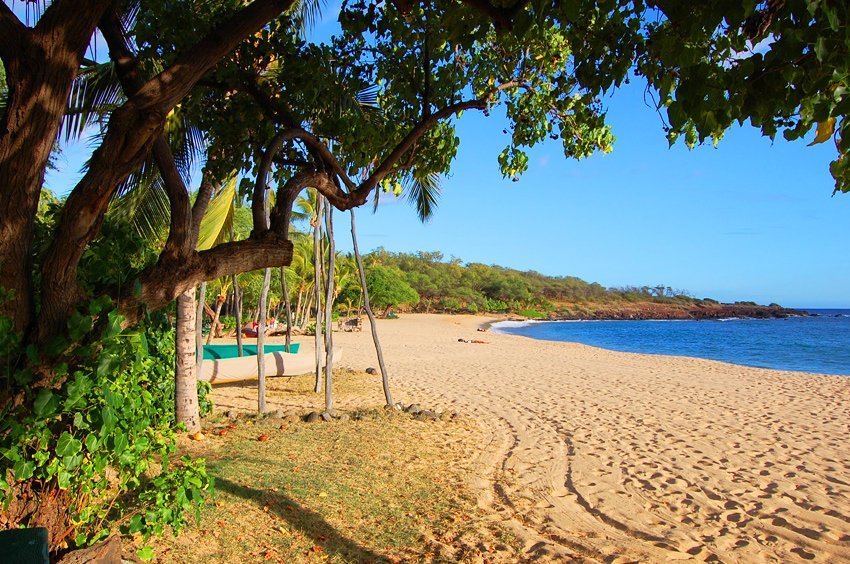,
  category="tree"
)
[365,265,420,316]
[351,209,394,406]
